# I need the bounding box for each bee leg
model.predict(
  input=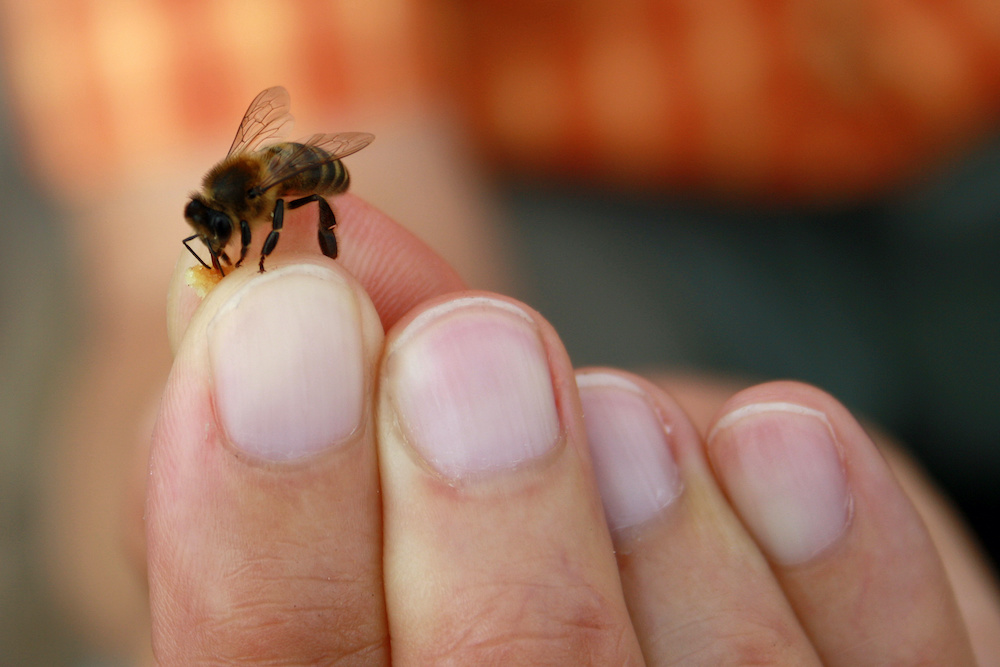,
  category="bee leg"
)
[211,250,226,276]
[288,194,337,259]
[235,219,252,267]
[316,198,339,260]
[259,198,285,272]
